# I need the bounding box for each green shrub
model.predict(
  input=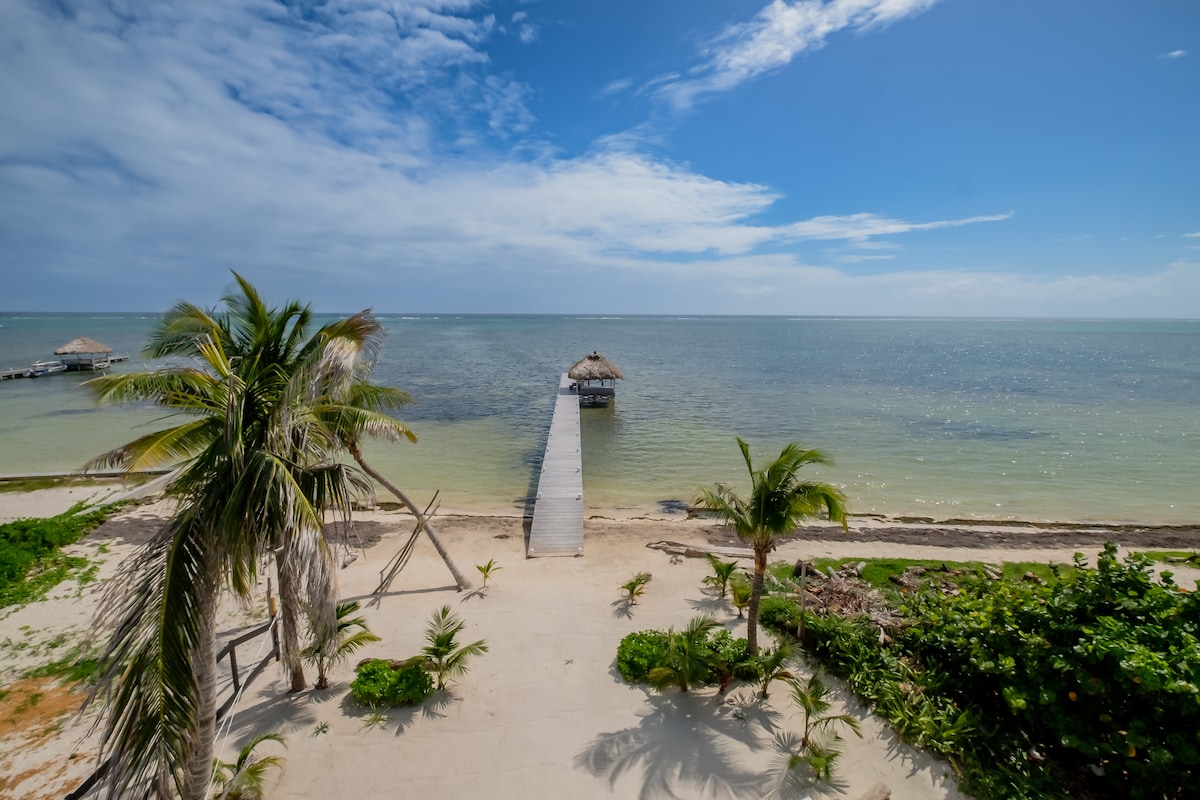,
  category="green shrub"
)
[350,659,433,707]
[758,595,803,634]
[615,629,670,683]
[760,543,1200,800]
[616,624,755,690]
